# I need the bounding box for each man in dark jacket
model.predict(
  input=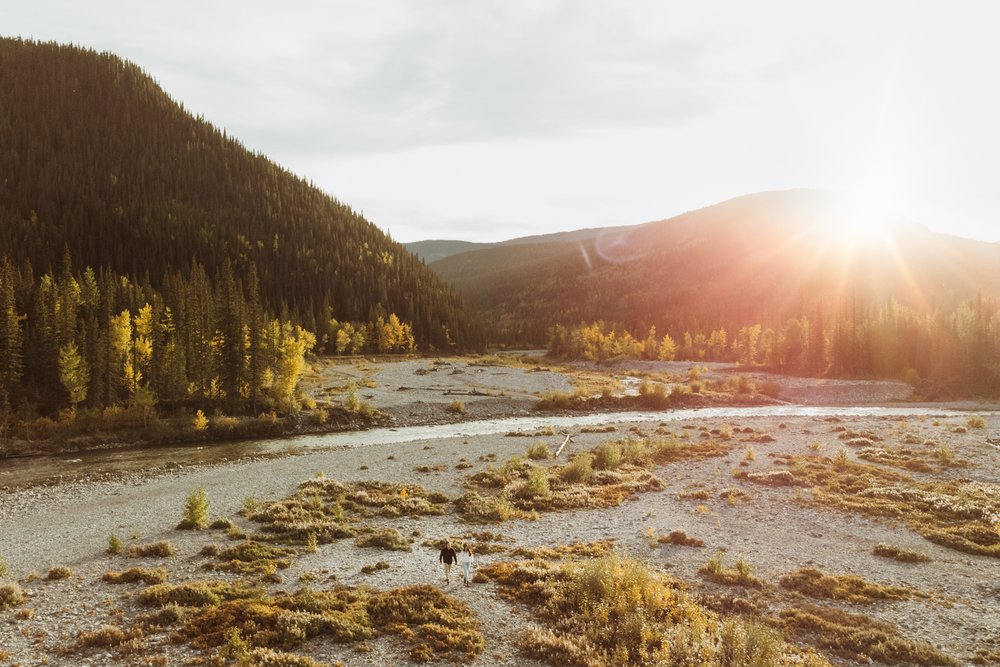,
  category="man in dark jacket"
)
[439,541,457,584]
